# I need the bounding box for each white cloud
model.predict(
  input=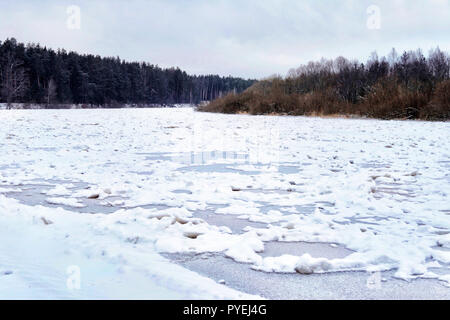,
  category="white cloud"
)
[0,0,449,78]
